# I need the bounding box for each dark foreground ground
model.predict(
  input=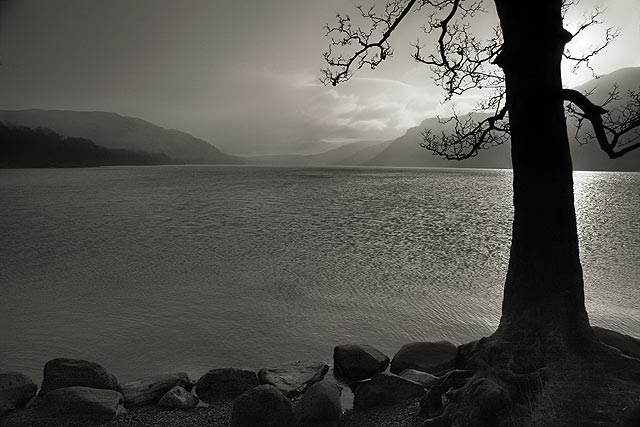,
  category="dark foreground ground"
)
[0,398,423,427]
